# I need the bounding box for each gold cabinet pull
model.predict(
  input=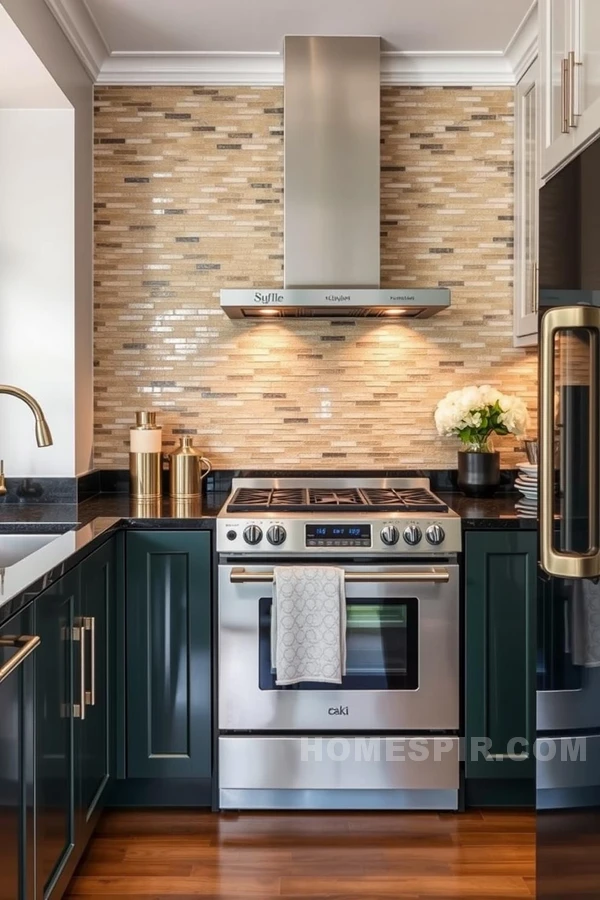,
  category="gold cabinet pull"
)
[568,50,582,127]
[562,57,570,133]
[540,306,600,578]
[73,620,86,720]
[84,617,95,707]
[0,635,40,683]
